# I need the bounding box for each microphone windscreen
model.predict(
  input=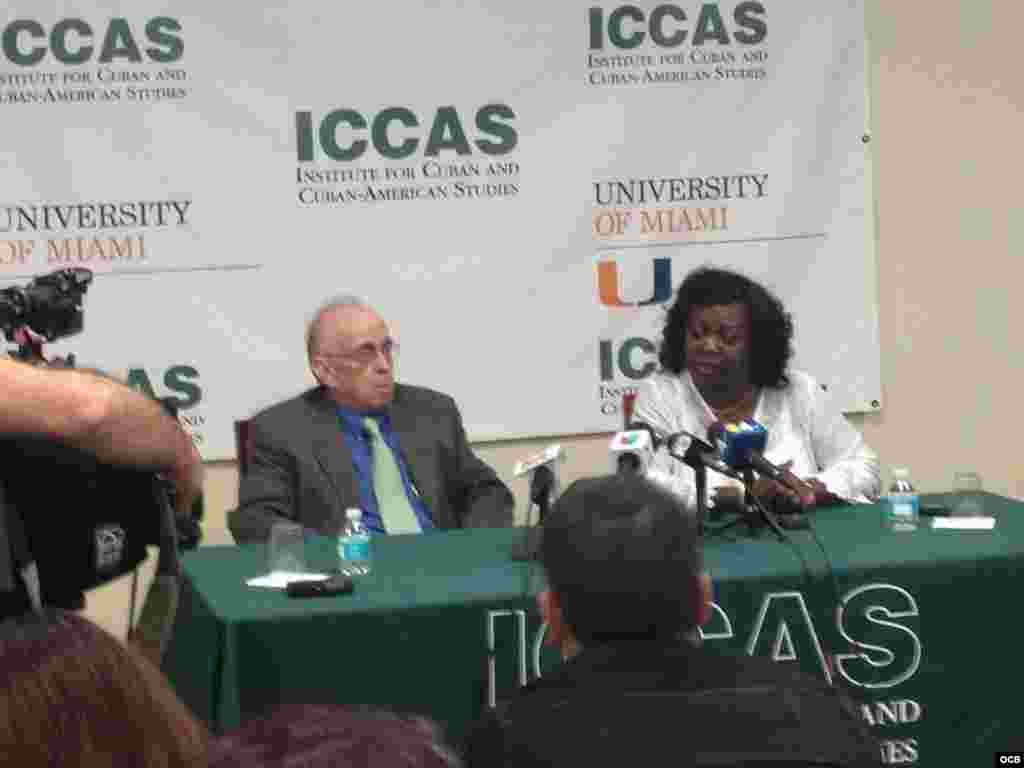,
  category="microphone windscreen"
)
[625,421,661,450]
[708,420,768,469]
